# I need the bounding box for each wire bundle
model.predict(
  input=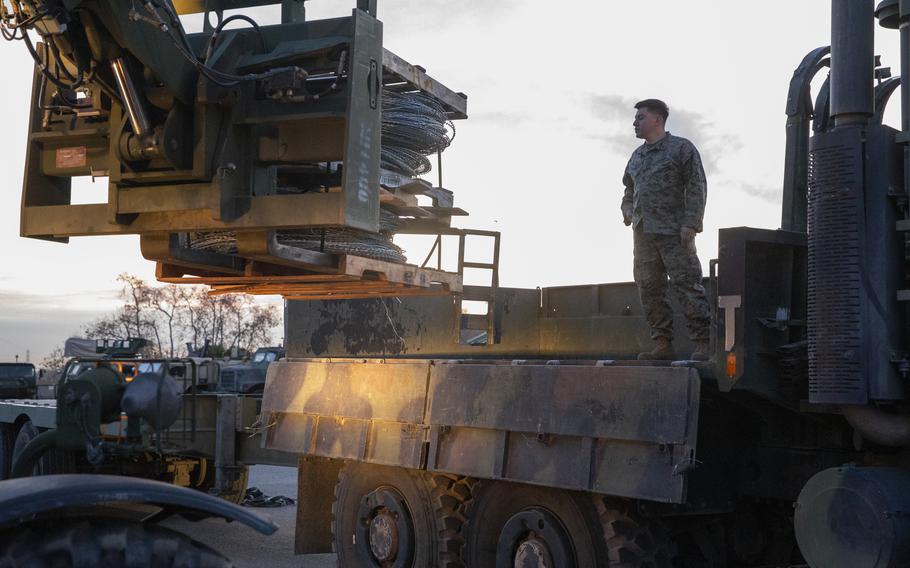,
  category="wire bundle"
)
[190,90,454,264]
[381,89,455,177]
[190,210,406,263]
